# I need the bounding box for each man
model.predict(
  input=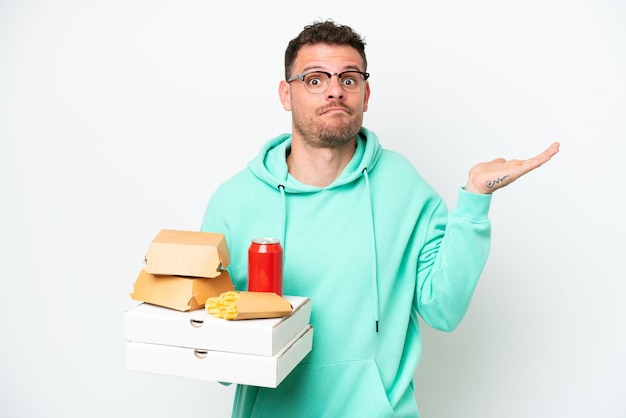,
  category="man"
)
[201,20,559,418]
